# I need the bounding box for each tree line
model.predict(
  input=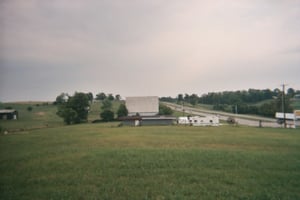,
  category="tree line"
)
[55,92,127,124]
[161,88,299,117]
[54,92,123,105]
